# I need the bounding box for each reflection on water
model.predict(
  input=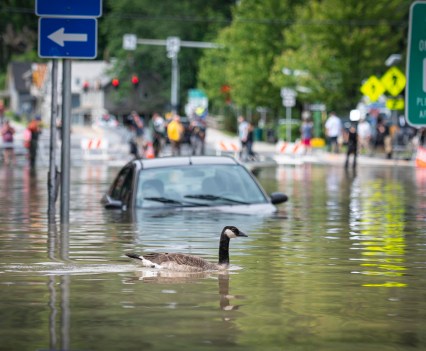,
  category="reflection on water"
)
[1,164,426,350]
[123,271,243,313]
[350,179,407,288]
